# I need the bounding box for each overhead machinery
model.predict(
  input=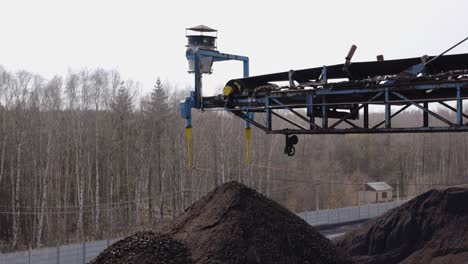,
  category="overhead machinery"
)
[180,25,468,164]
